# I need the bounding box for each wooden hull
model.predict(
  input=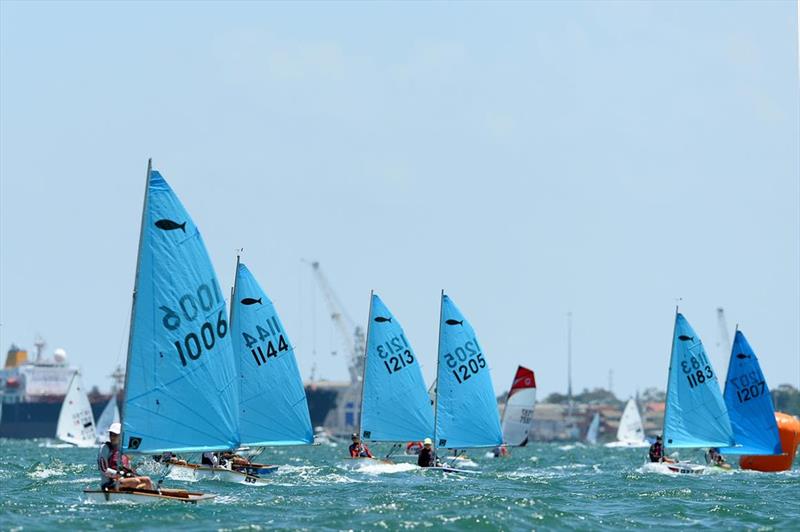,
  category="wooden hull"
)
[82,488,215,504]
